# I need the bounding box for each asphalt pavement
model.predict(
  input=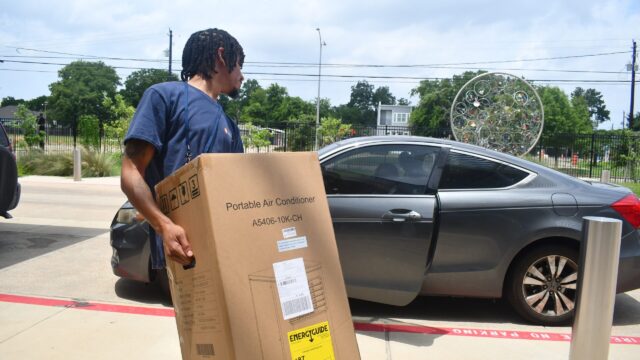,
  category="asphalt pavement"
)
[1,176,639,359]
